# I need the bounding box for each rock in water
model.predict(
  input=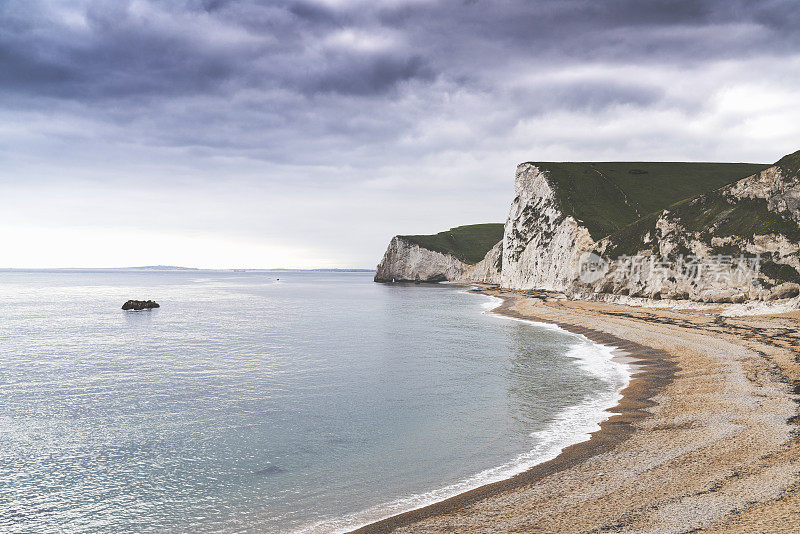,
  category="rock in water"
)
[122,300,160,311]
[254,465,286,475]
